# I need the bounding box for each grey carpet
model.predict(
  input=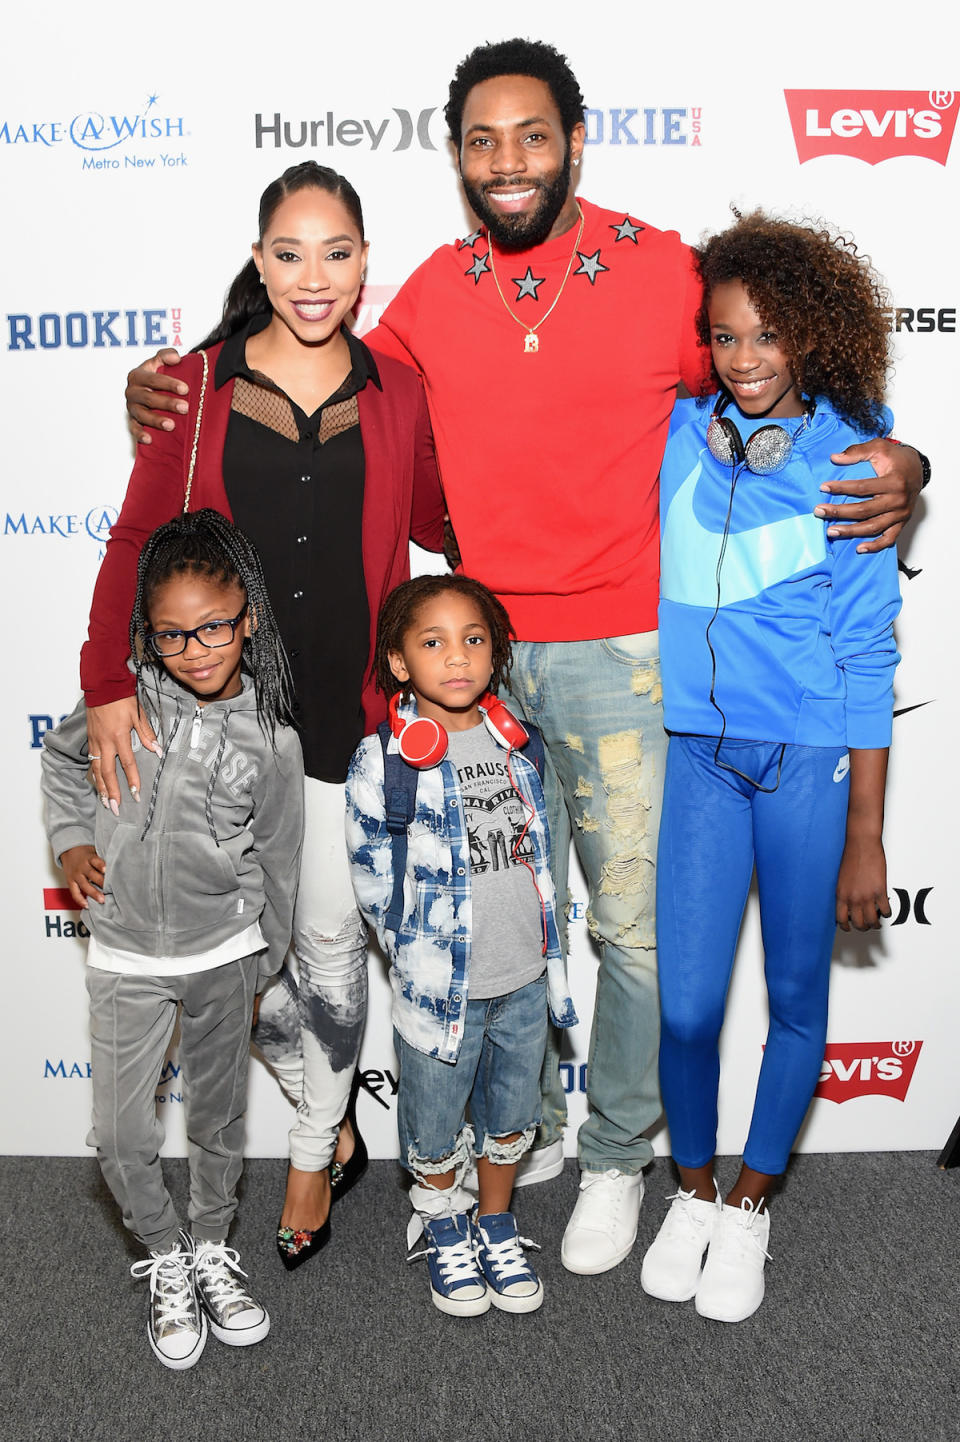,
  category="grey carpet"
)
[2,1153,957,1442]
